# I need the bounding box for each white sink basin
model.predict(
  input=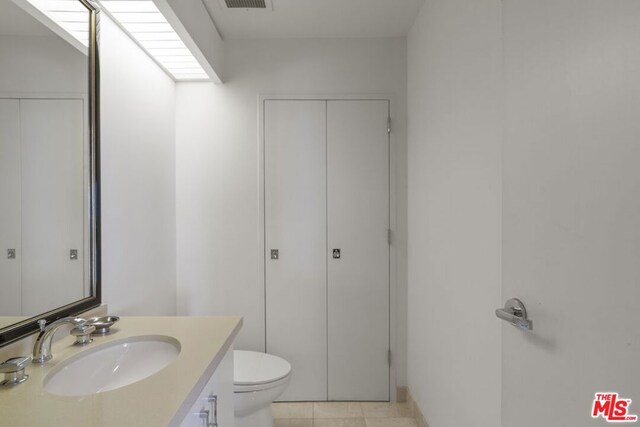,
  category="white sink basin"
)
[43,335,181,396]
